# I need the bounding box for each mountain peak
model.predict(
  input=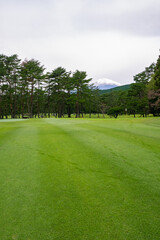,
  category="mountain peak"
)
[92,78,121,90]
